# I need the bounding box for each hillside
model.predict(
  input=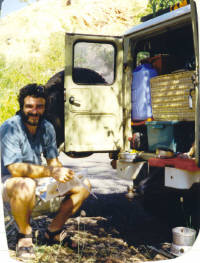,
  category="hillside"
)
[0,0,148,124]
[0,0,148,64]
